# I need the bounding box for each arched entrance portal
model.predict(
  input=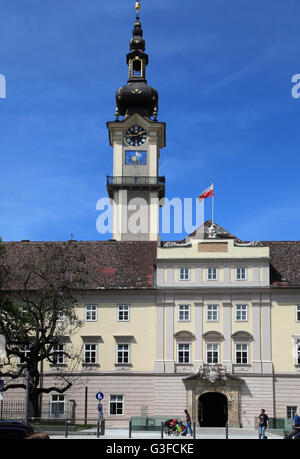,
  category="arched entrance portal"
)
[198,392,228,427]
